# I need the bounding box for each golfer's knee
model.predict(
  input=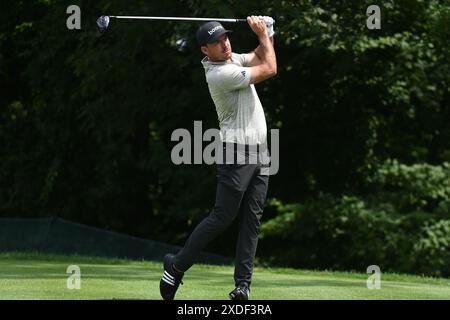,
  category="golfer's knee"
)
[210,208,236,228]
